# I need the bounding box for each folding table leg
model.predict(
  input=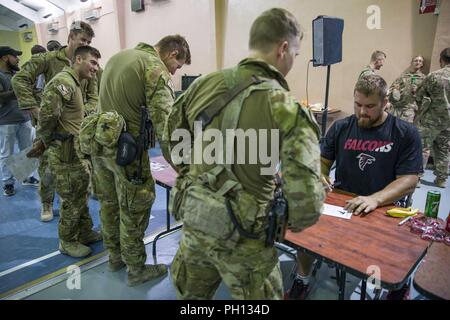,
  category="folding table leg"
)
[360,280,367,300]
[311,259,323,277]
[152,188,182,256]
[338,269,346,300]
